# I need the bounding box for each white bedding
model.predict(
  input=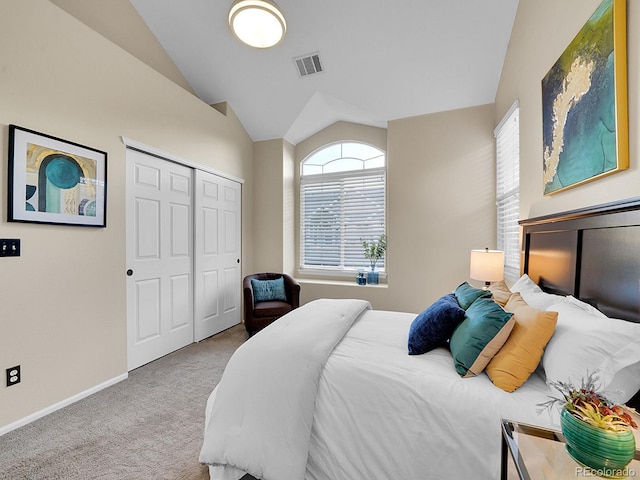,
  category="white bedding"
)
[201,299,372,479]
[201,300,557,480]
